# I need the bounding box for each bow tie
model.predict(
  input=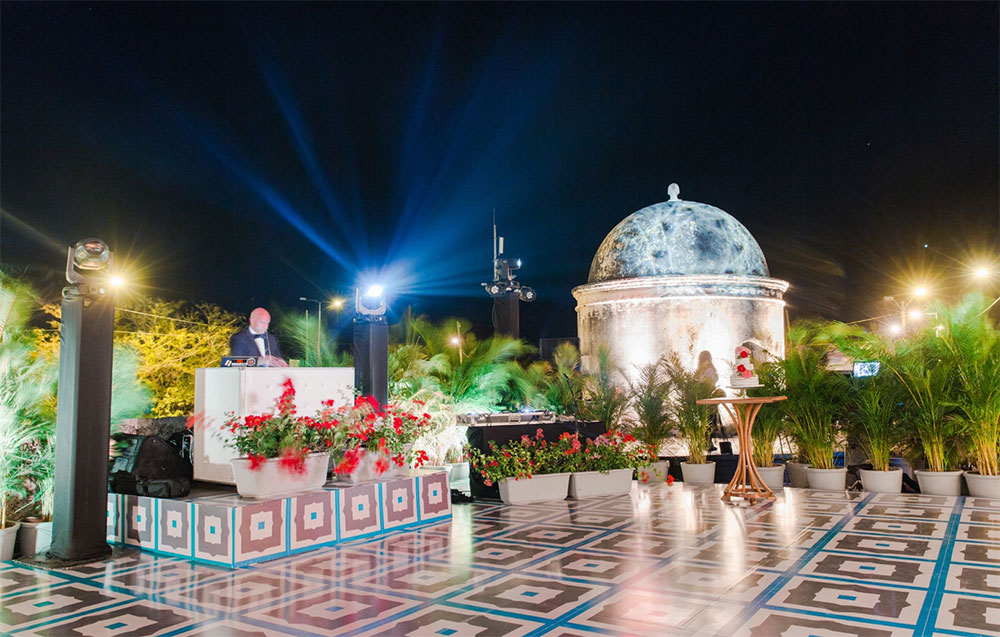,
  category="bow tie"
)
[252,333,266,340]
